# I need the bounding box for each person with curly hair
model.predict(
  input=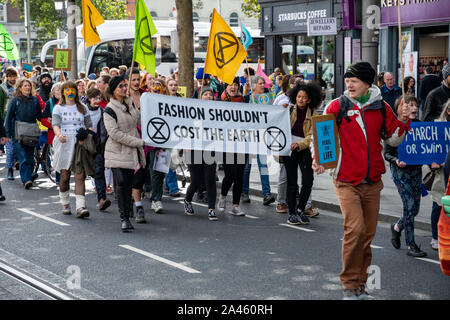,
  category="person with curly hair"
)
[283,82,322,225]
